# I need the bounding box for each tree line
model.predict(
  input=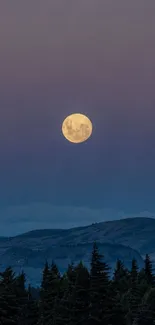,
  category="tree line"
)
[0,242,155,324]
